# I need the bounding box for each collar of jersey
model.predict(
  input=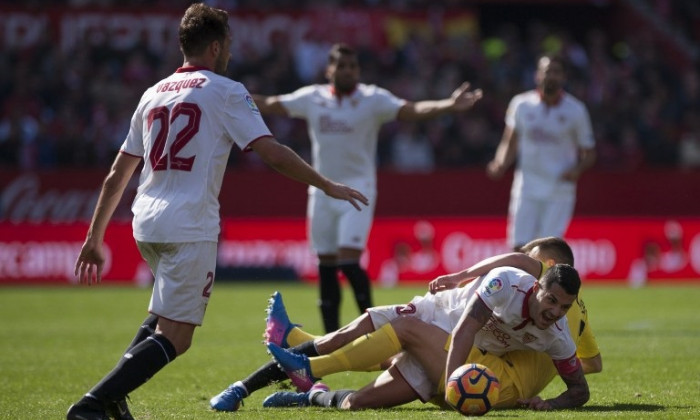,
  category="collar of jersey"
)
[520,283,536,321]
[329,84,357,99]
[176,66,211,73]
[537,88,564,106]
